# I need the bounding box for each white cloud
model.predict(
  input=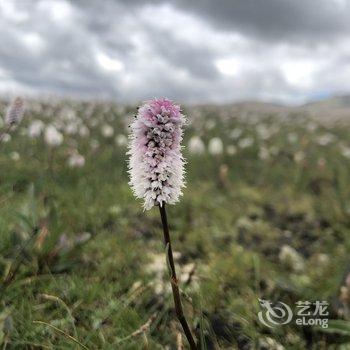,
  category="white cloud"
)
[0,0,349,104]
[21,32,45,53]
[216,58,240,76]
[281,60,318,89]
[38,0,73,23]
[96,52,124,72]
